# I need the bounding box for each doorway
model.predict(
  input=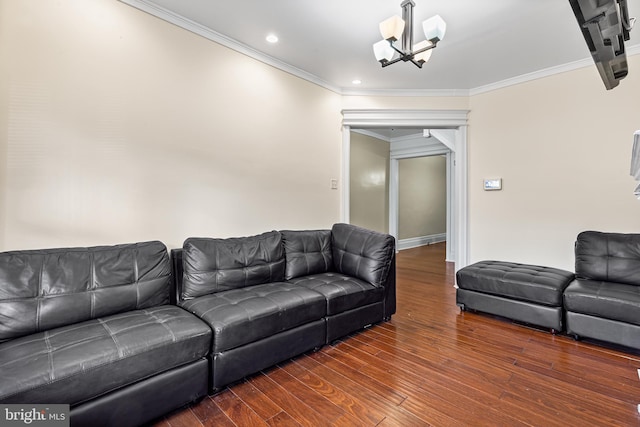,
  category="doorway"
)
[349,129,451,260]
[341,109,469,271]
[396,155,447,251]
